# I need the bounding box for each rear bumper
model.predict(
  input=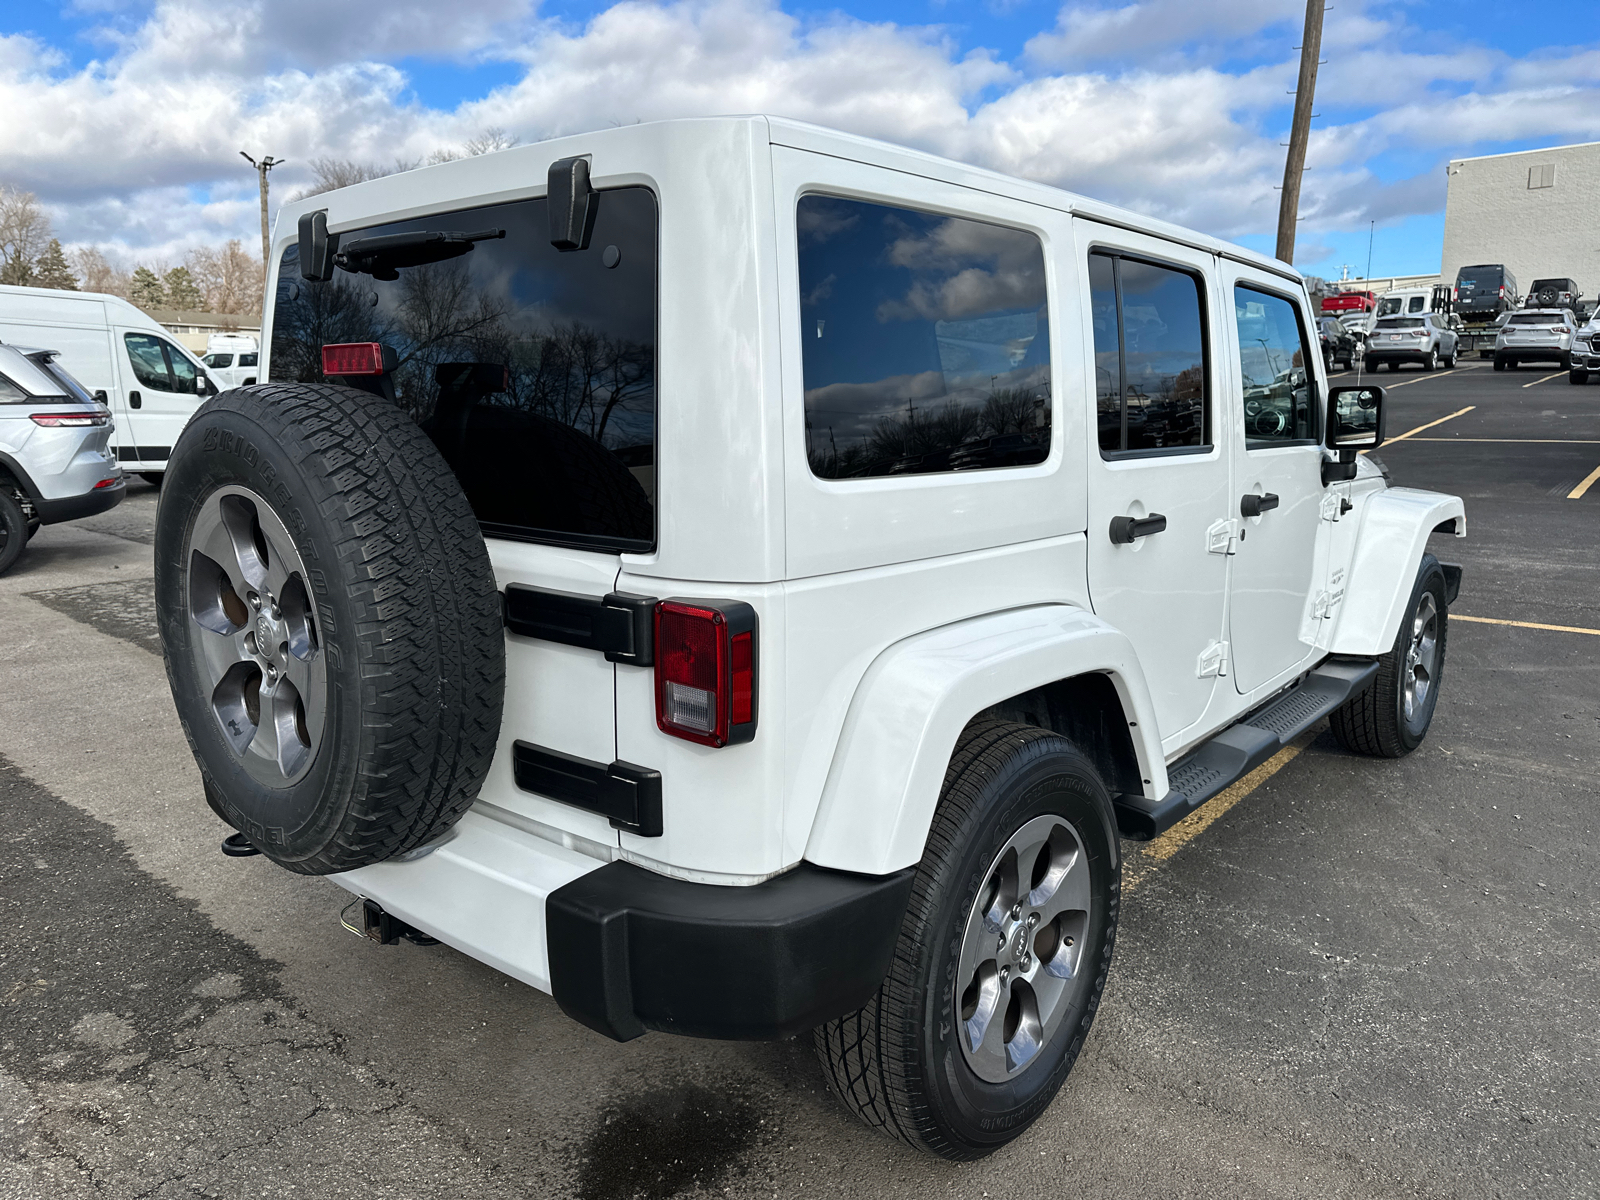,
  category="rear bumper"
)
[1497,346,1570,362]
[1365,349,1433,364]
[548,860,915,1042]
[334,805,915,1043]
[33,478,126,524]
